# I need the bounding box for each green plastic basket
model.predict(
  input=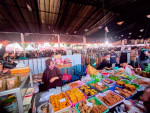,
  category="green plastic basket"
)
[75,97,109,113]
[87,80,109,93]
